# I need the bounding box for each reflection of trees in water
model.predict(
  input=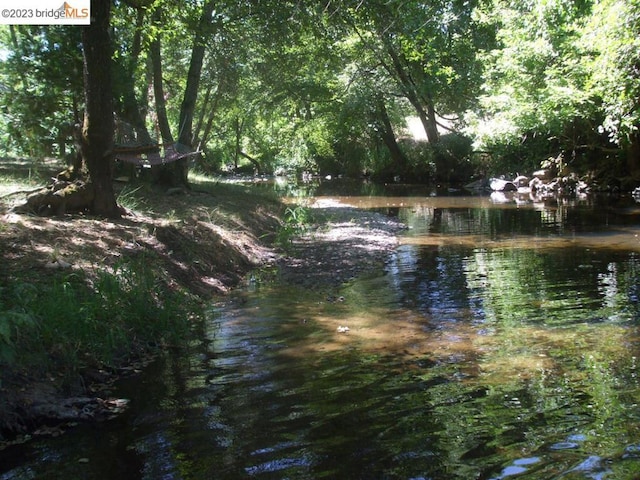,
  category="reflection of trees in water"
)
[382,210,640,471]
